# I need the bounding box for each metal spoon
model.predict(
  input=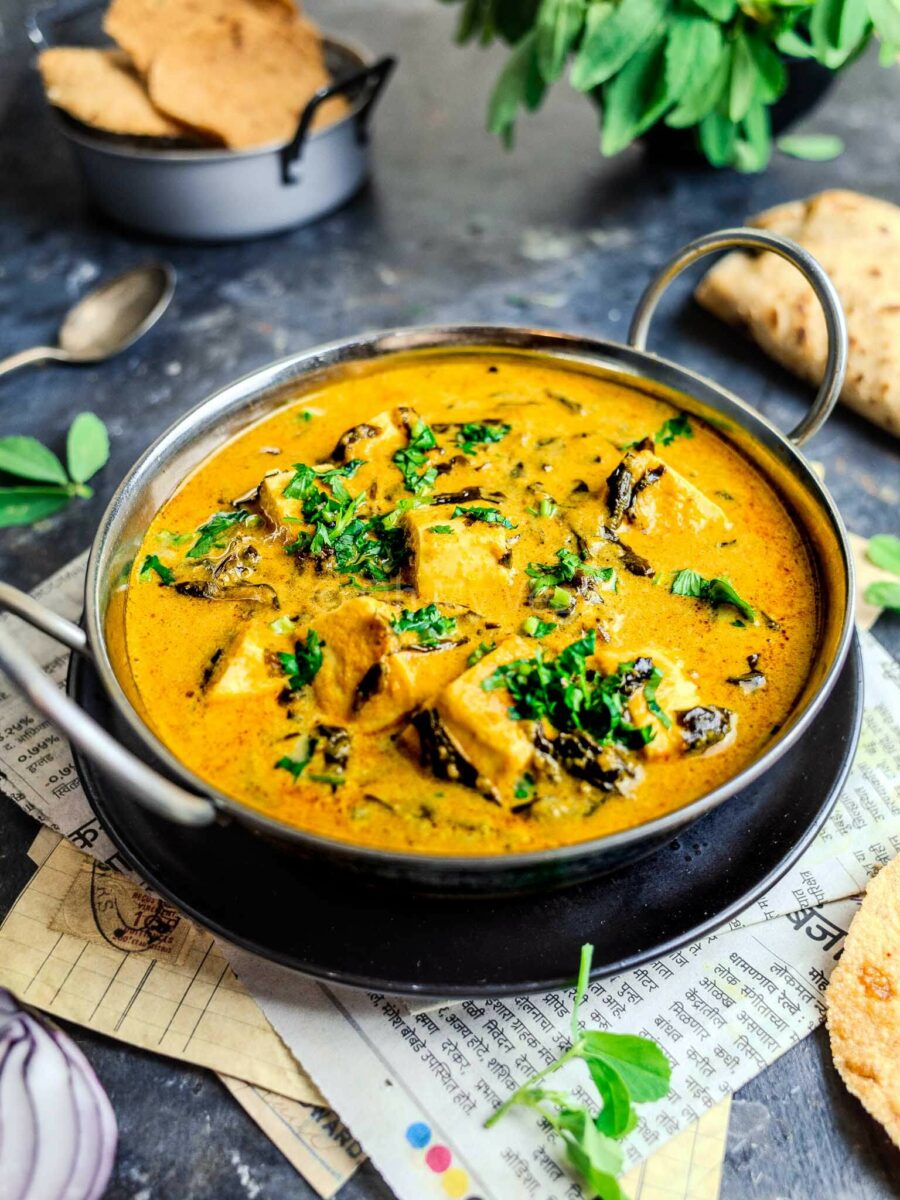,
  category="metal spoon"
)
[0,263,176,381]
